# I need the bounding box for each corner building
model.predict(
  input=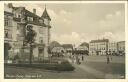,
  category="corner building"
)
[89,39,109,55]
[4,4,52,62]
